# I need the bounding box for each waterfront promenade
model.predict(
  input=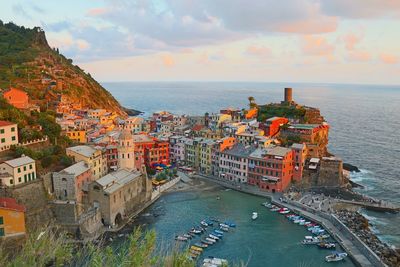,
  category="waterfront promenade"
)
[194,173,386,267]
